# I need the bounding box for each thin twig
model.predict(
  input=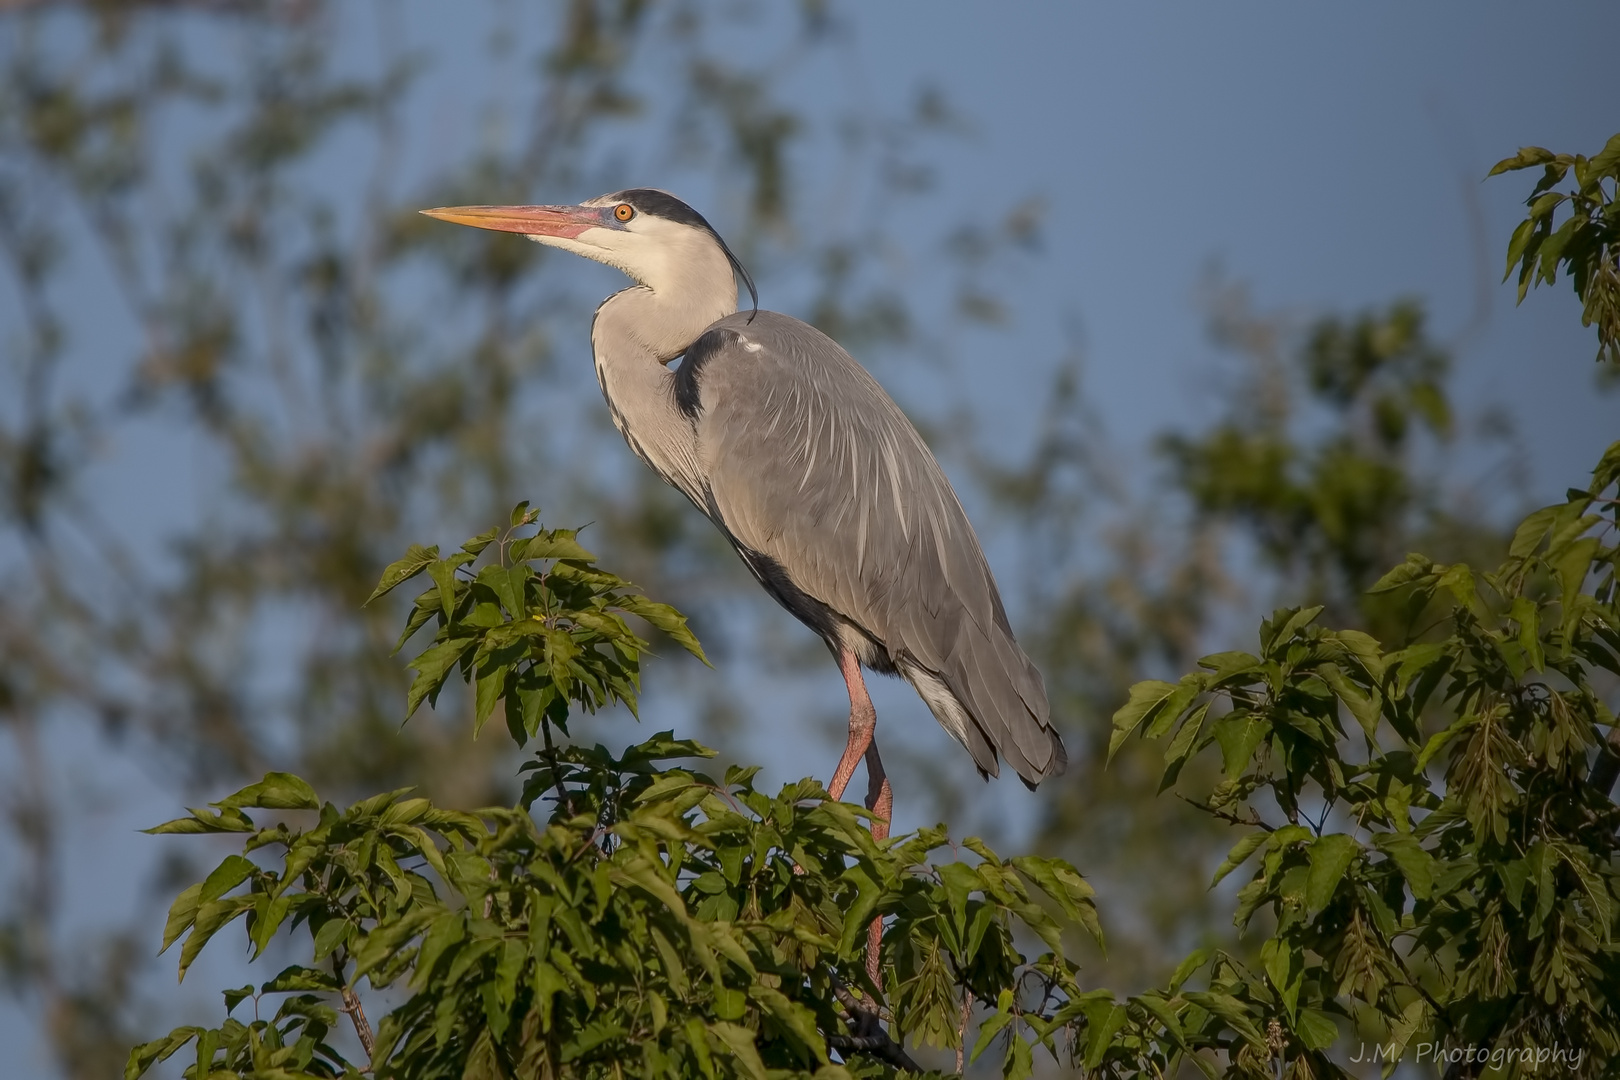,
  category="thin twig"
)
[541,719,576,819]
[956,989,974,1074]
[1177,793,1273,831]
[1590,723,1620,795]
[334,957,375,1062]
